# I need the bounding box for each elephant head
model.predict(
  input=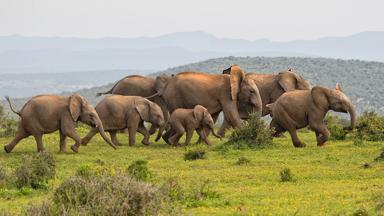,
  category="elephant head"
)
[193,105,221,138]
[277,69,311,92]
[224,65,262,117]
[311,84,356,130]
[154,74,173,96]
[68,94,116,149]
[135,98,165,127]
